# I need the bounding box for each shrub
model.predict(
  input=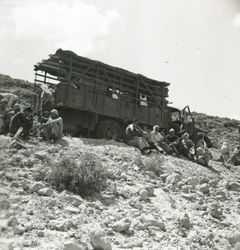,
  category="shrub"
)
[48,152,108,196]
